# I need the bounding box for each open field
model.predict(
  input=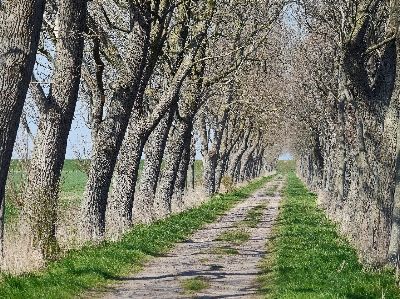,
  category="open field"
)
[4,159,205,221]
[276,160,296,173]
